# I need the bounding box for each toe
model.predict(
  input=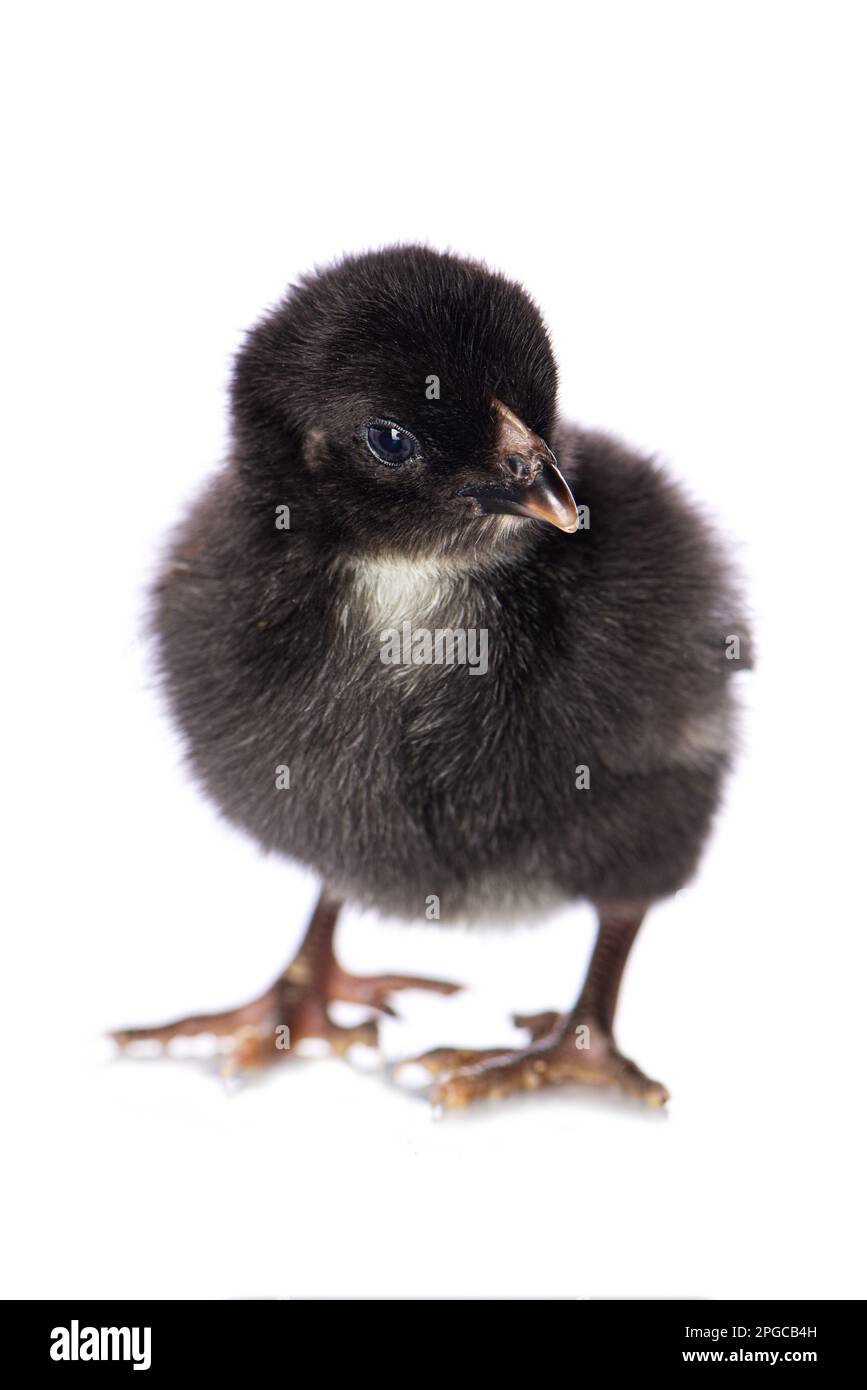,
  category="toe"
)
[394,1044,511,1080]
[332,970,463,1015]
[512,1010,561,1042]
